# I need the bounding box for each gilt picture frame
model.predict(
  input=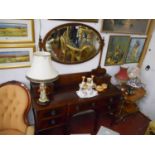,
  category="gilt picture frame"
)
[105,36,130,66]
[125,38,146,63]
[0,19,35,43]
[0,44,35,69]
[101,19,151,35]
